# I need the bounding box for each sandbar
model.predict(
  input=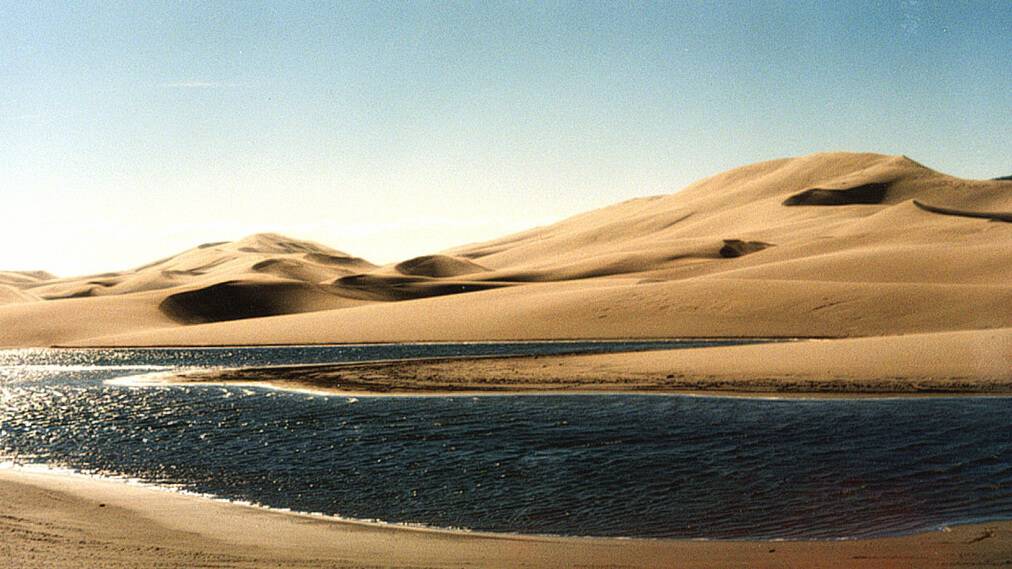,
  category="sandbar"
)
[149,328,1012,396]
